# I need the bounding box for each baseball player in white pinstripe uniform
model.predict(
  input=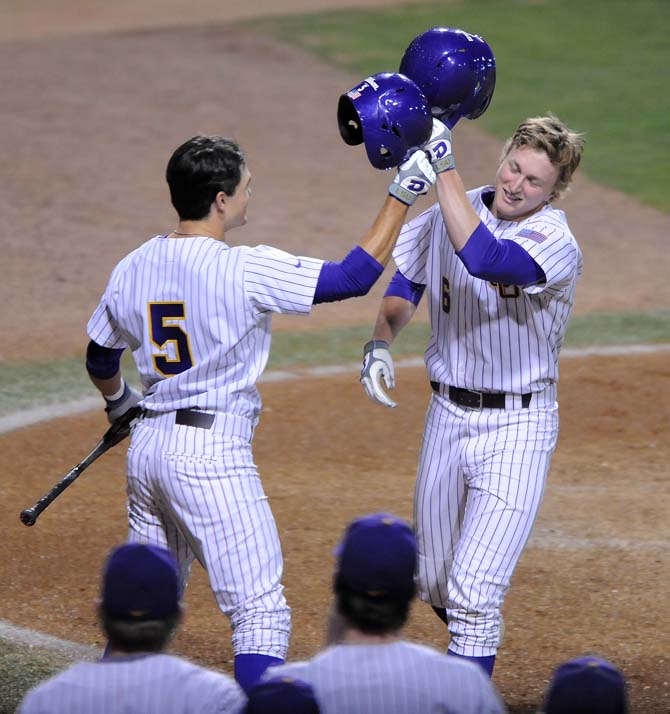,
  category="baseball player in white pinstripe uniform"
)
[361,116,585,676]
[19,543,245,714]
[85,135,435,691]
[266,513,505,713]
